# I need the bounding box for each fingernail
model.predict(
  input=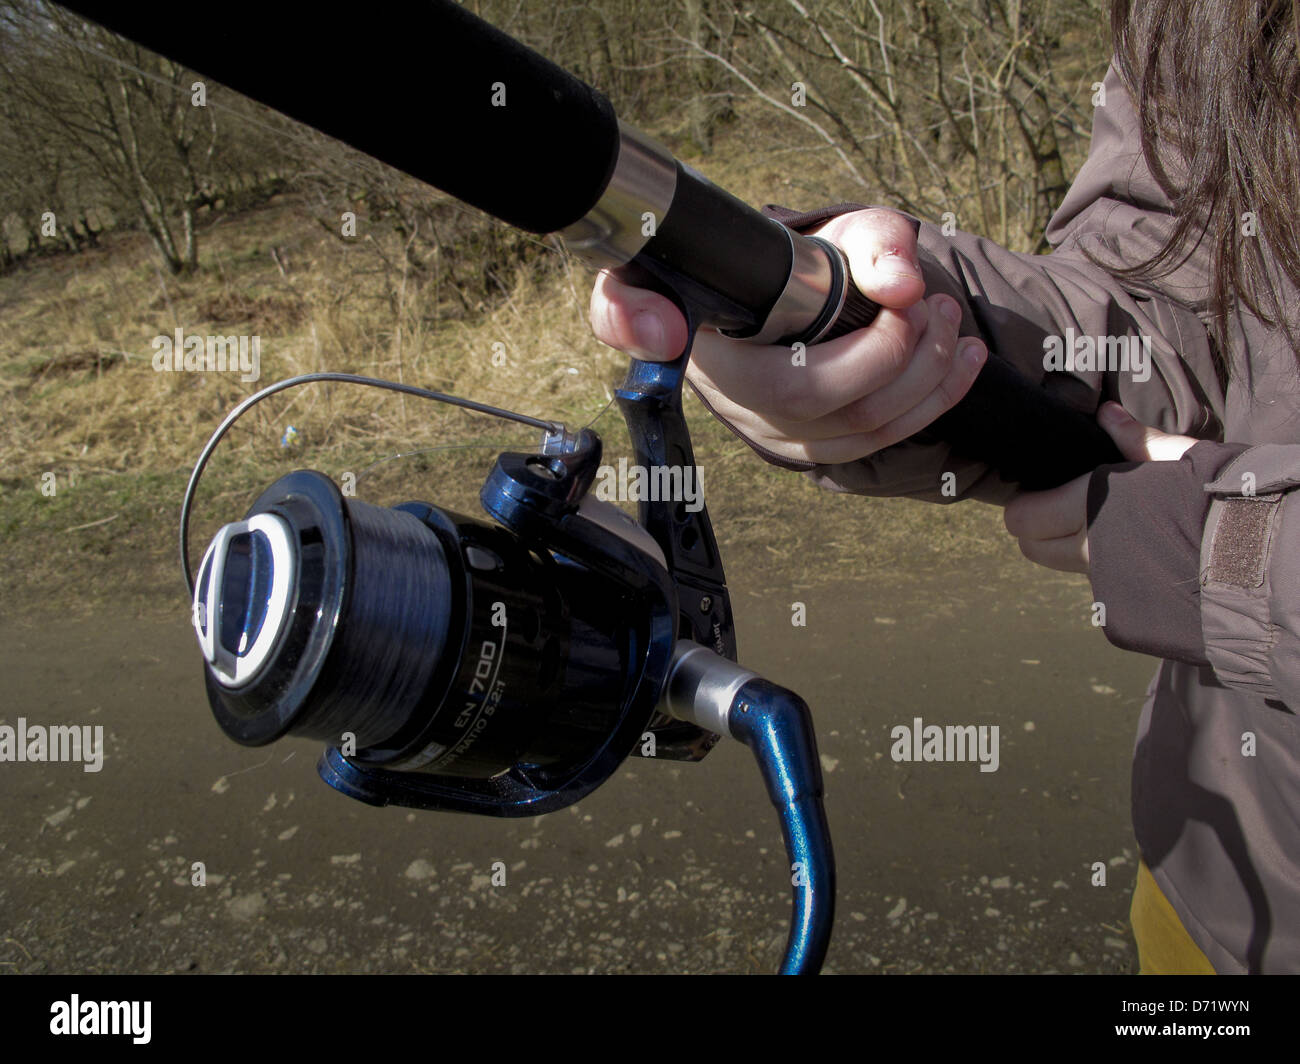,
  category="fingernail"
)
[939,298,961,327]
[632,311,665,356]
[960,338,985,366]
[881,253,922,281]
